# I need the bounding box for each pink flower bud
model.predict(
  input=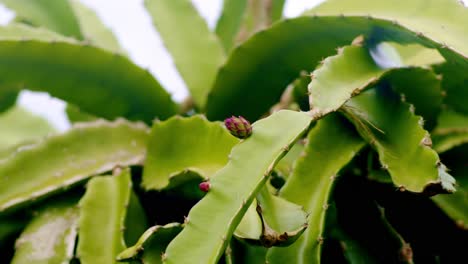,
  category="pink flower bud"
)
[199,181,211,192]
[224,116,252,139]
